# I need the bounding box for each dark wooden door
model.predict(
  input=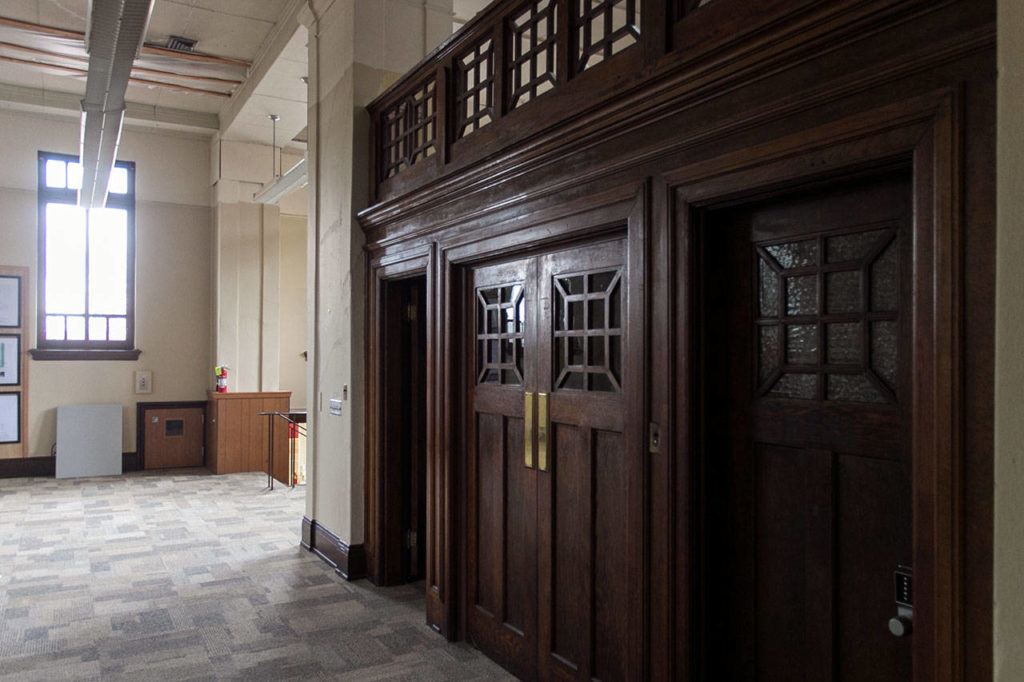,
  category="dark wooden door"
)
[466,237,640,681]
[144,407,204,469]
[700,173,913,680]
